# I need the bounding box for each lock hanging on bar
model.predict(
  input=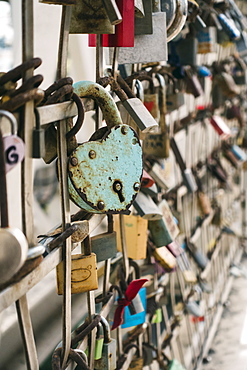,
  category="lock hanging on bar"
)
[68,81,143,214]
